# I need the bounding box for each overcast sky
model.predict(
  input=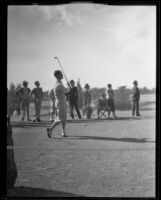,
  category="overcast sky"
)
[7,3,156,91]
